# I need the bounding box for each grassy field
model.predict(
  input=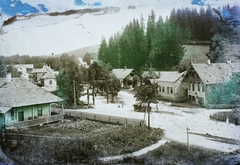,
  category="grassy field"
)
[2,117,163,164]
[117,141,240,165]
